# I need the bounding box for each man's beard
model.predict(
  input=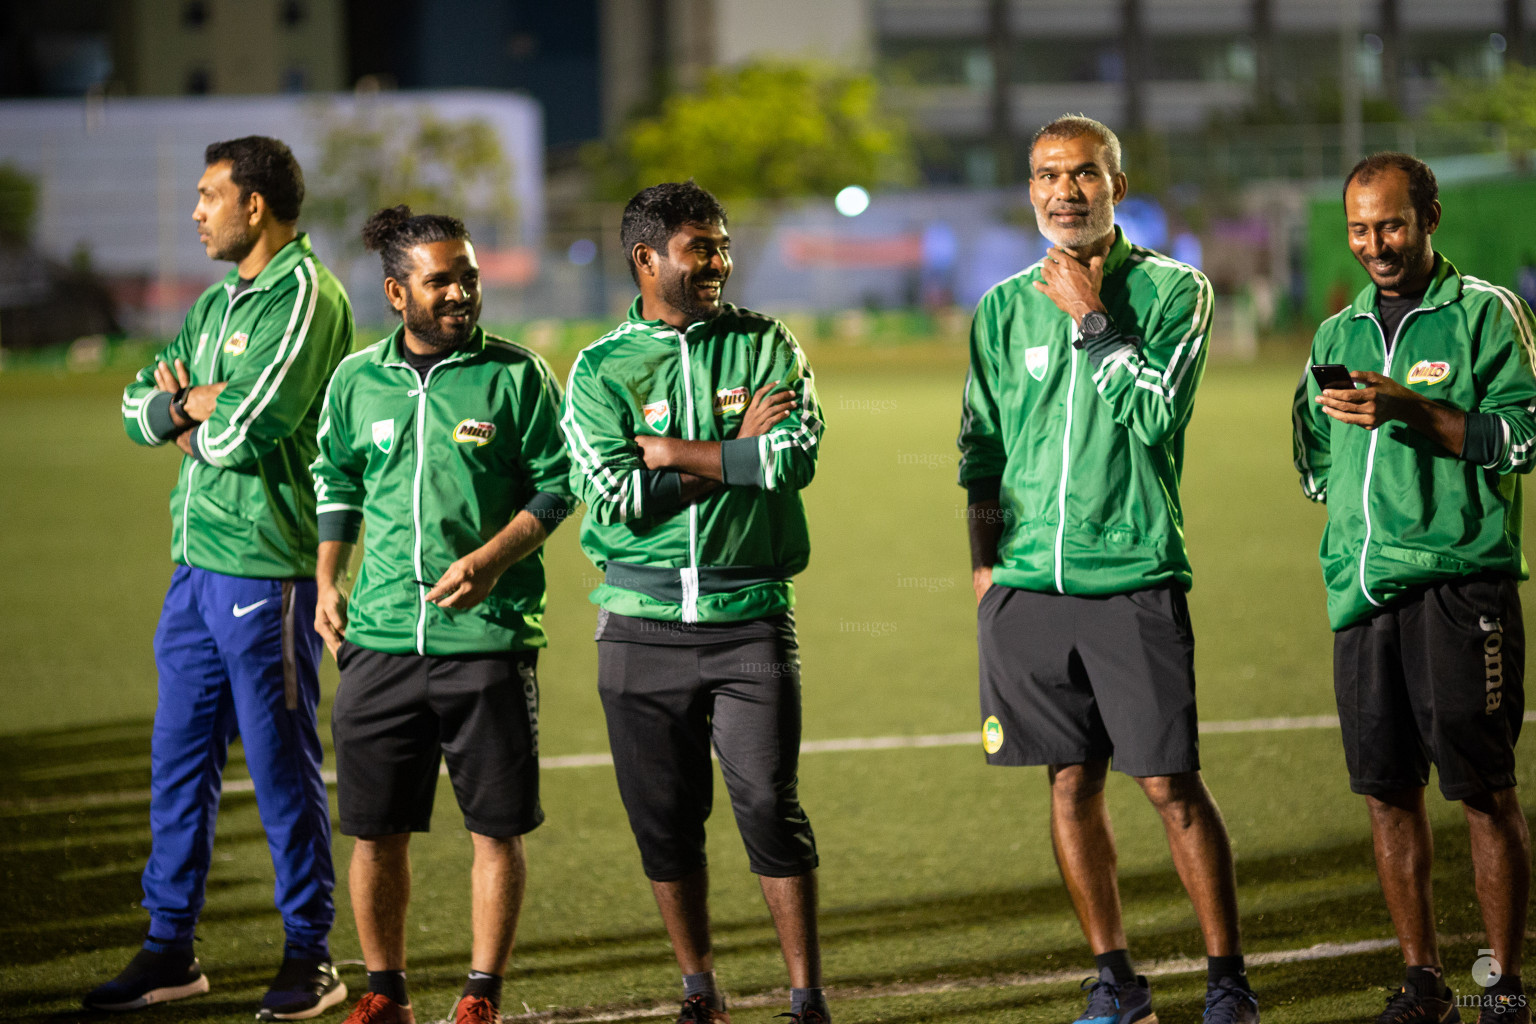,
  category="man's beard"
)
[1035,192,1116,250]
[209,224,257,264]
[659,265,726,324]
[1355,239,1433,294]
[403,292,479,350]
